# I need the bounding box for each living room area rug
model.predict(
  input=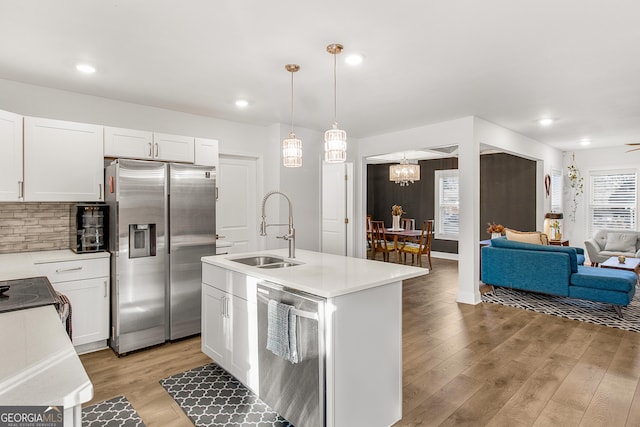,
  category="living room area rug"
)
[482,286,640,333]
[82,395,146,427]
[160,363,292,427]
